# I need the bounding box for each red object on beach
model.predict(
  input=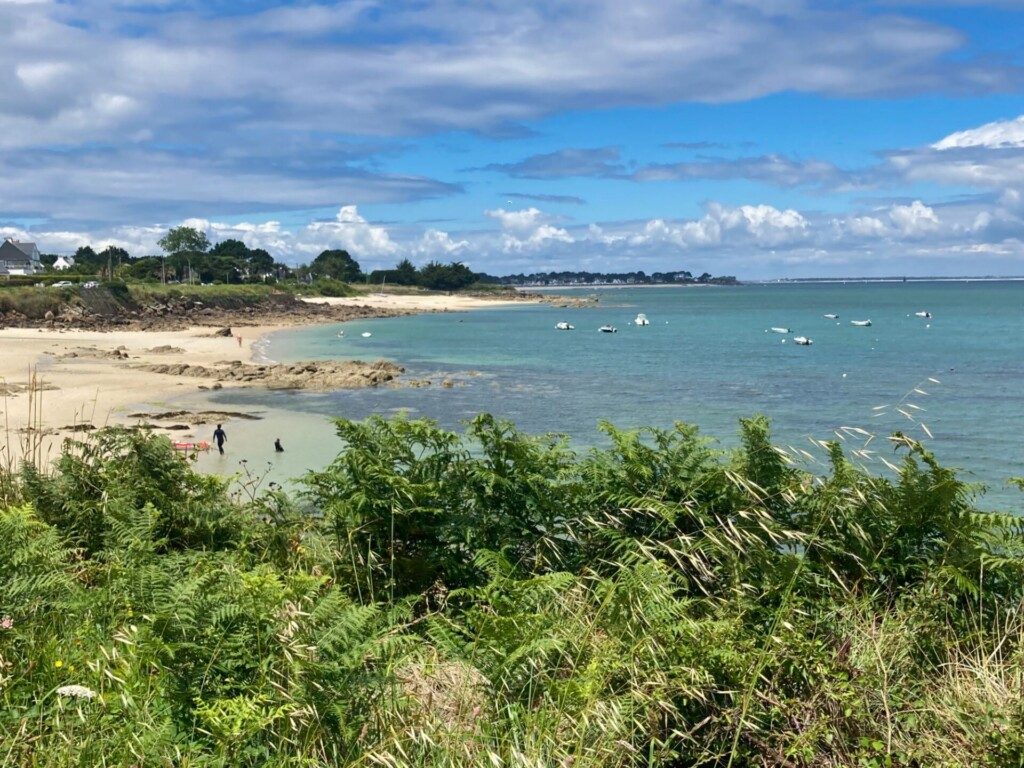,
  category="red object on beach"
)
[172,440,211,452]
